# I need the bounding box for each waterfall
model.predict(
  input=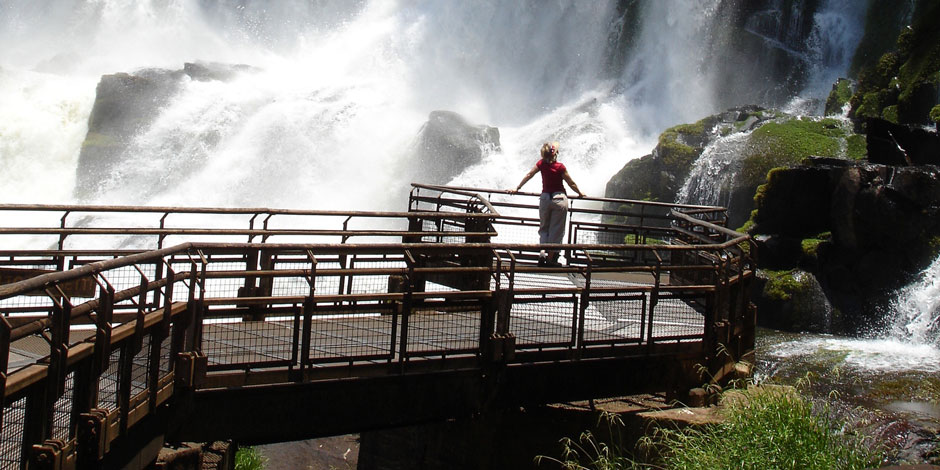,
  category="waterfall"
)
[786,0,869,114]
[675,129,754,207]
[888,255,940,345]
[0,0,871,213]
